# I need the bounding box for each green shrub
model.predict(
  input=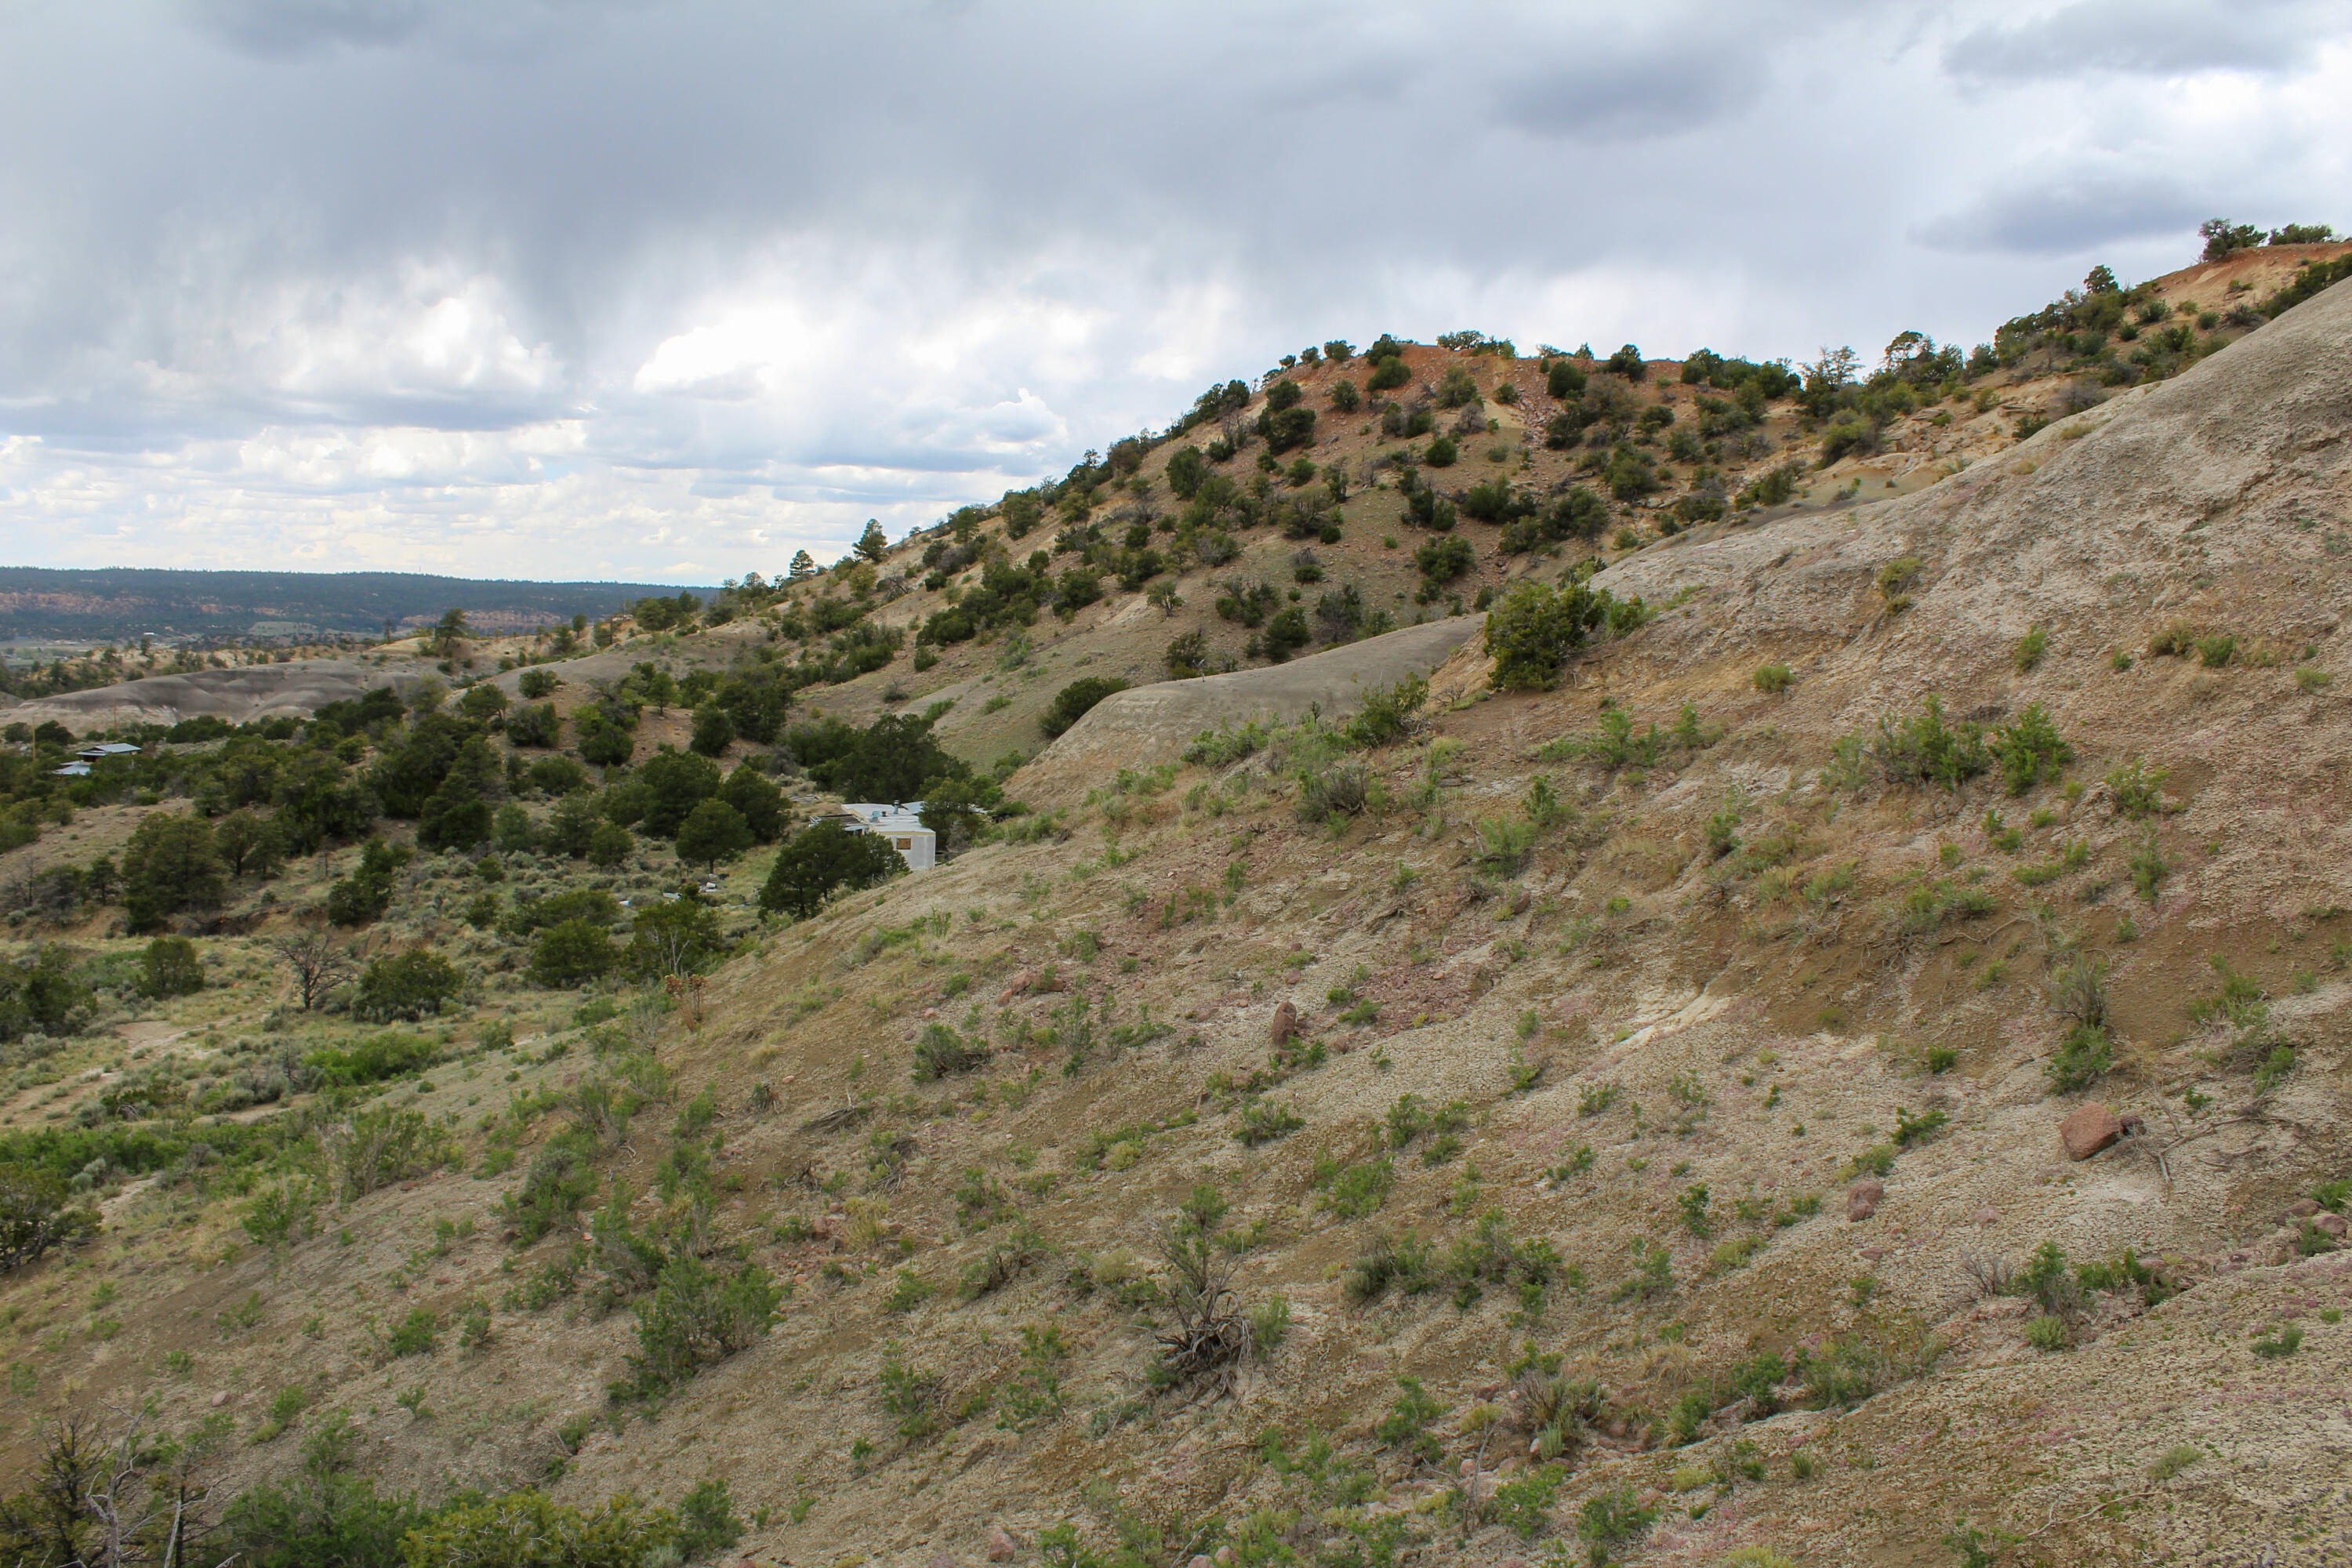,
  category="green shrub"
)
[1487,1463,1563,1541]
[303,1033,439,1087]
[1867,694,1988,789]
[1893,1106,1947,1146]
[325,840,408,927]
[139,936,205,999]
[387,1306,437,1357]
[881,1268,935,1314]
[1323,1158,1395,1219]
[530,920,618,989]
[1040,677,1128,739]
[503,1129,597,1240]
[506,701,561,748]
[675,1478,742,1563]
[1990,702,2072,794]
[758,818,905,918]
[1343,675,1428,748]
[2251,1323,2302,1359]
[626,1253,782,1393]
[1295,764,1370,823]
[1802,1335,1882,1407]
[1343,1231,1436,1302]
[1410,536,1474,602]
[241,1178,318,1250]
[912,1023,990,1082]
[1373,1377,1444,1465]
[1576,1486,1657,1558]
[1737,462,1802,509]
[1367,354,1410,393]
[1752,663,1791,693]
[318,1105,455,1203]
[1424,435,1458,468]
[121,811,225,933]
[1232,1099,1304,1145]
[399,1490,680,1568]
[673,799,753,870]
[2013,625,2048,672]
[354,950,463,1022]
[2114,833,2167,905]
[1483,579,1612,690]
[2106,758,2168,818]
[1875,556,1921,606]
[0,1163,96,1274]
